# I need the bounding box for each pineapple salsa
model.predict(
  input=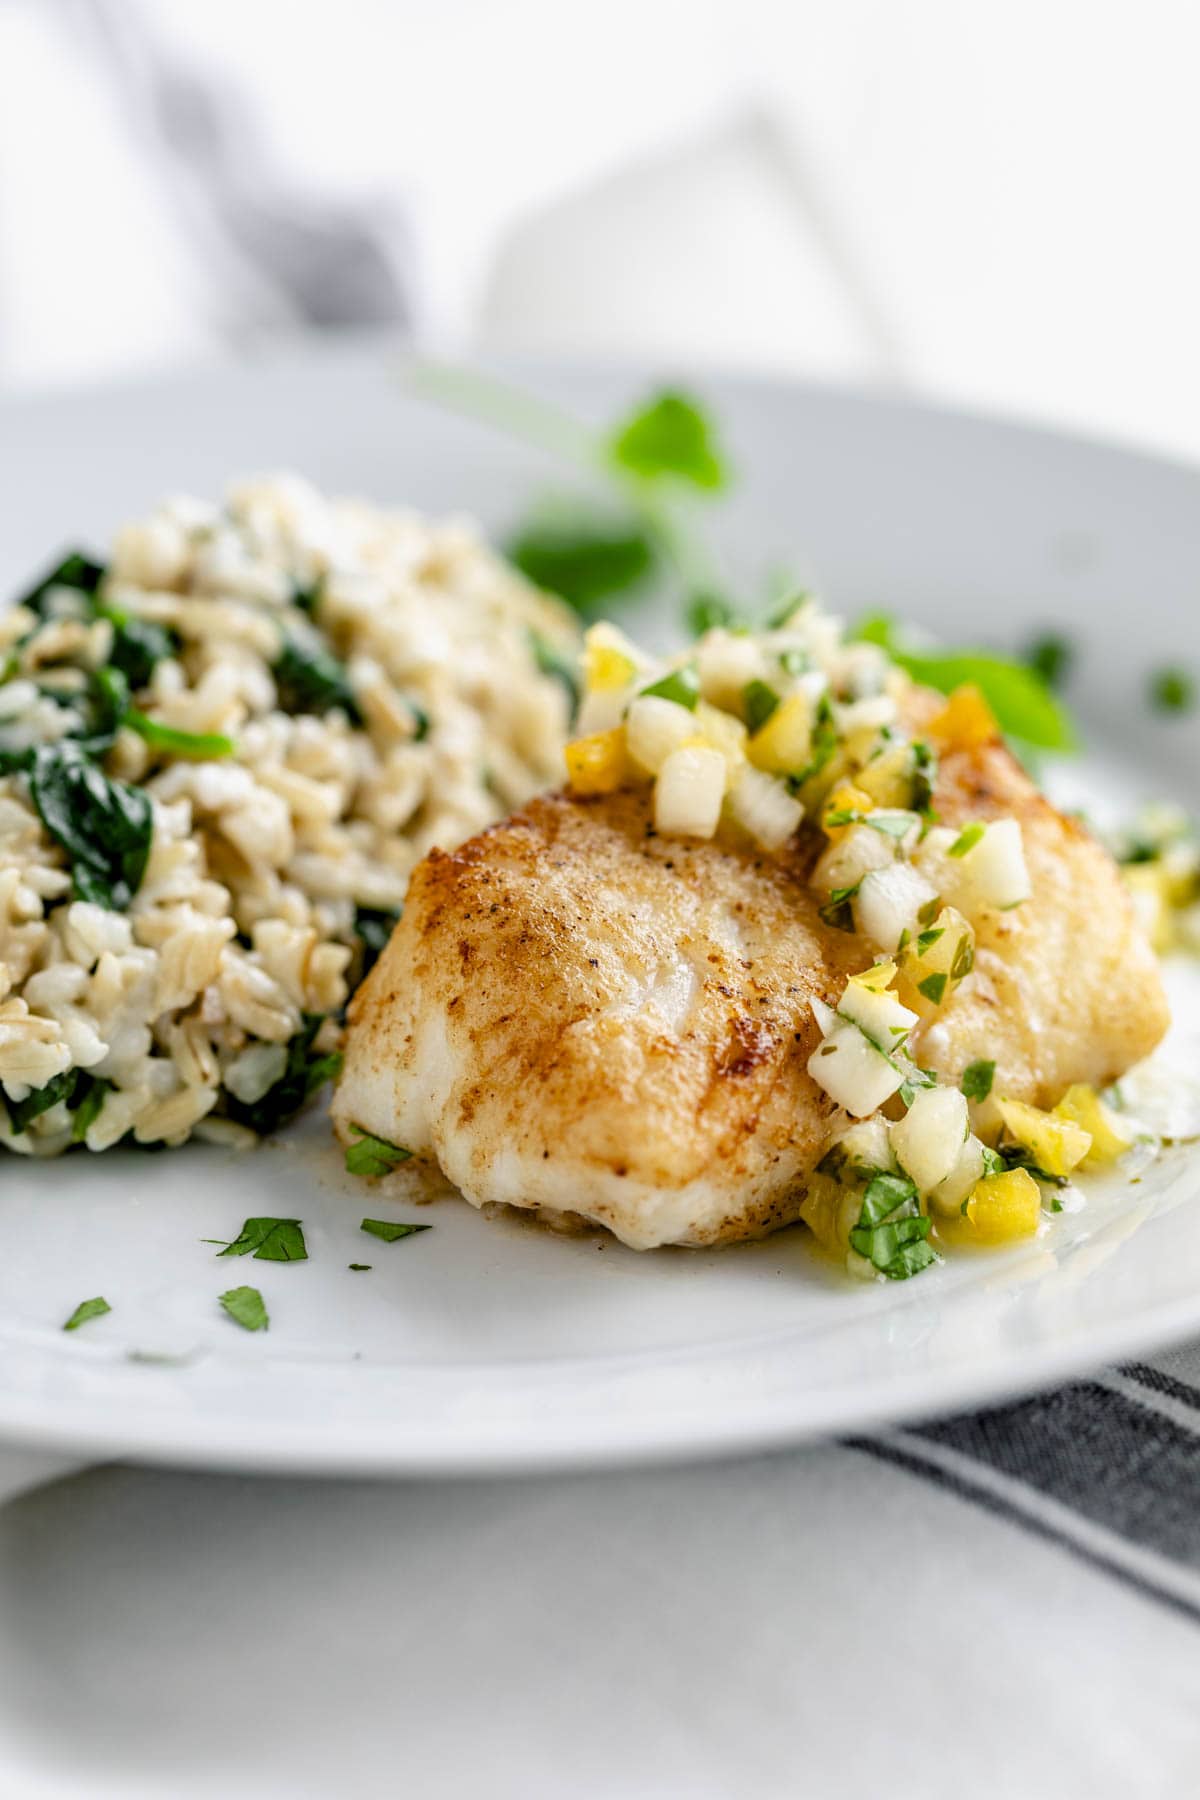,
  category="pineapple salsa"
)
[563,599,1139,1283]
